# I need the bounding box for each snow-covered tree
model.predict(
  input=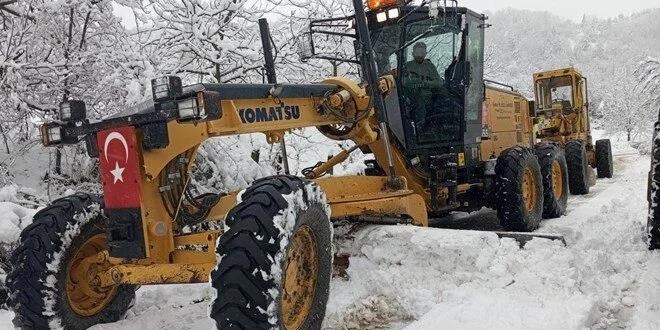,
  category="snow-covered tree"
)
[638,57,660,113]
[0,0,139,183]
[131,0,264,84]
[600,68,651,141]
